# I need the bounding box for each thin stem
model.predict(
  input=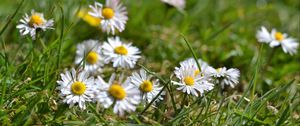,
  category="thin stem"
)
[216,95,226,125]
[180,34,202,72]
[56,4,64,69]
[180,93,187,110]
[32,37,37,57]
[0,0,25,36]
[38,35,47,50]
[265,47,276,68]
[167,82,177,113]
[251,44,264,100]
